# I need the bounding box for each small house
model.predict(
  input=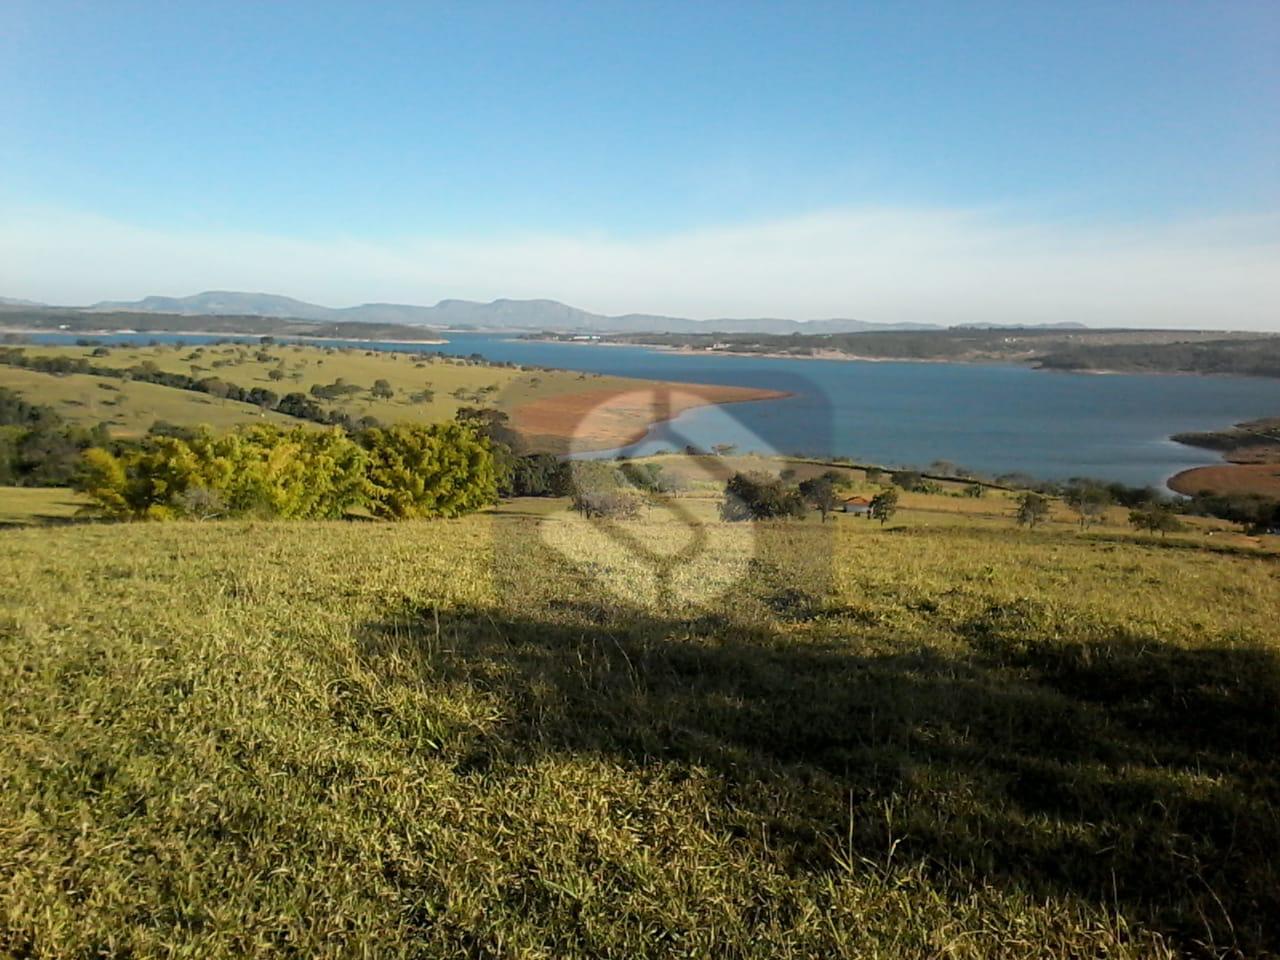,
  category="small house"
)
[842,496,873,517]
